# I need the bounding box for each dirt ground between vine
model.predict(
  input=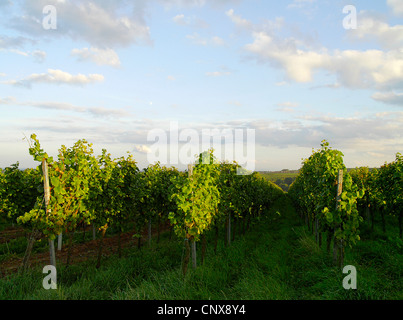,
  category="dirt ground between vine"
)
[0,223,171,277]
